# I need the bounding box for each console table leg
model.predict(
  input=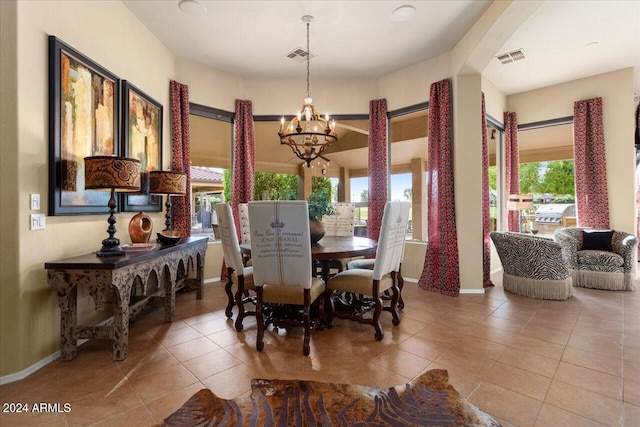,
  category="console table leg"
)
[112,285,131,361]
[59,286,78,361]
[196,260,204,300]
[165,279,176,323]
